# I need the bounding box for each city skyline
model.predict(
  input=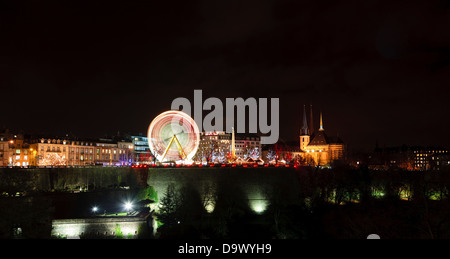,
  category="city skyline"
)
[1,0,450,152]
[1,99,448,153]
[2,1,450,242]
